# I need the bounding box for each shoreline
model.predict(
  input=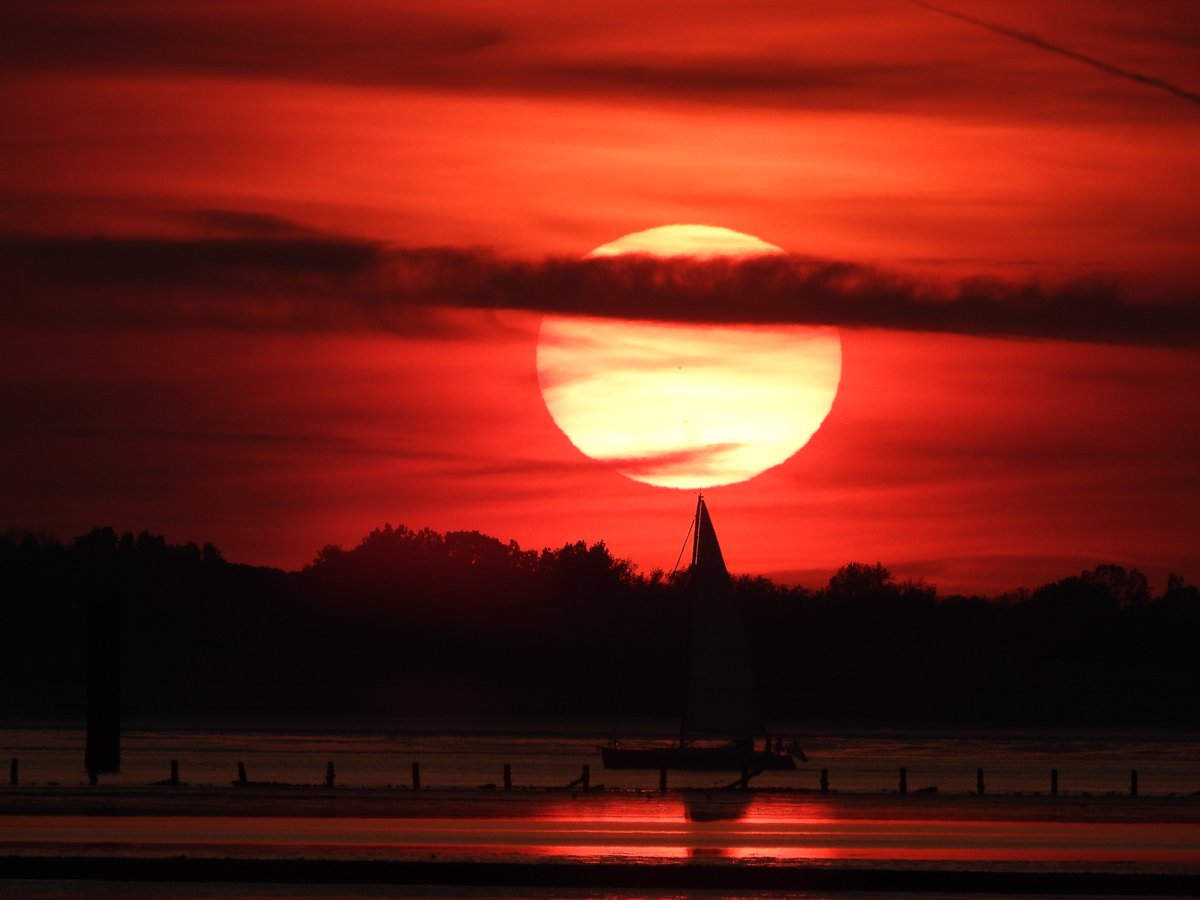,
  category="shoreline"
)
[3,855,1200,895]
